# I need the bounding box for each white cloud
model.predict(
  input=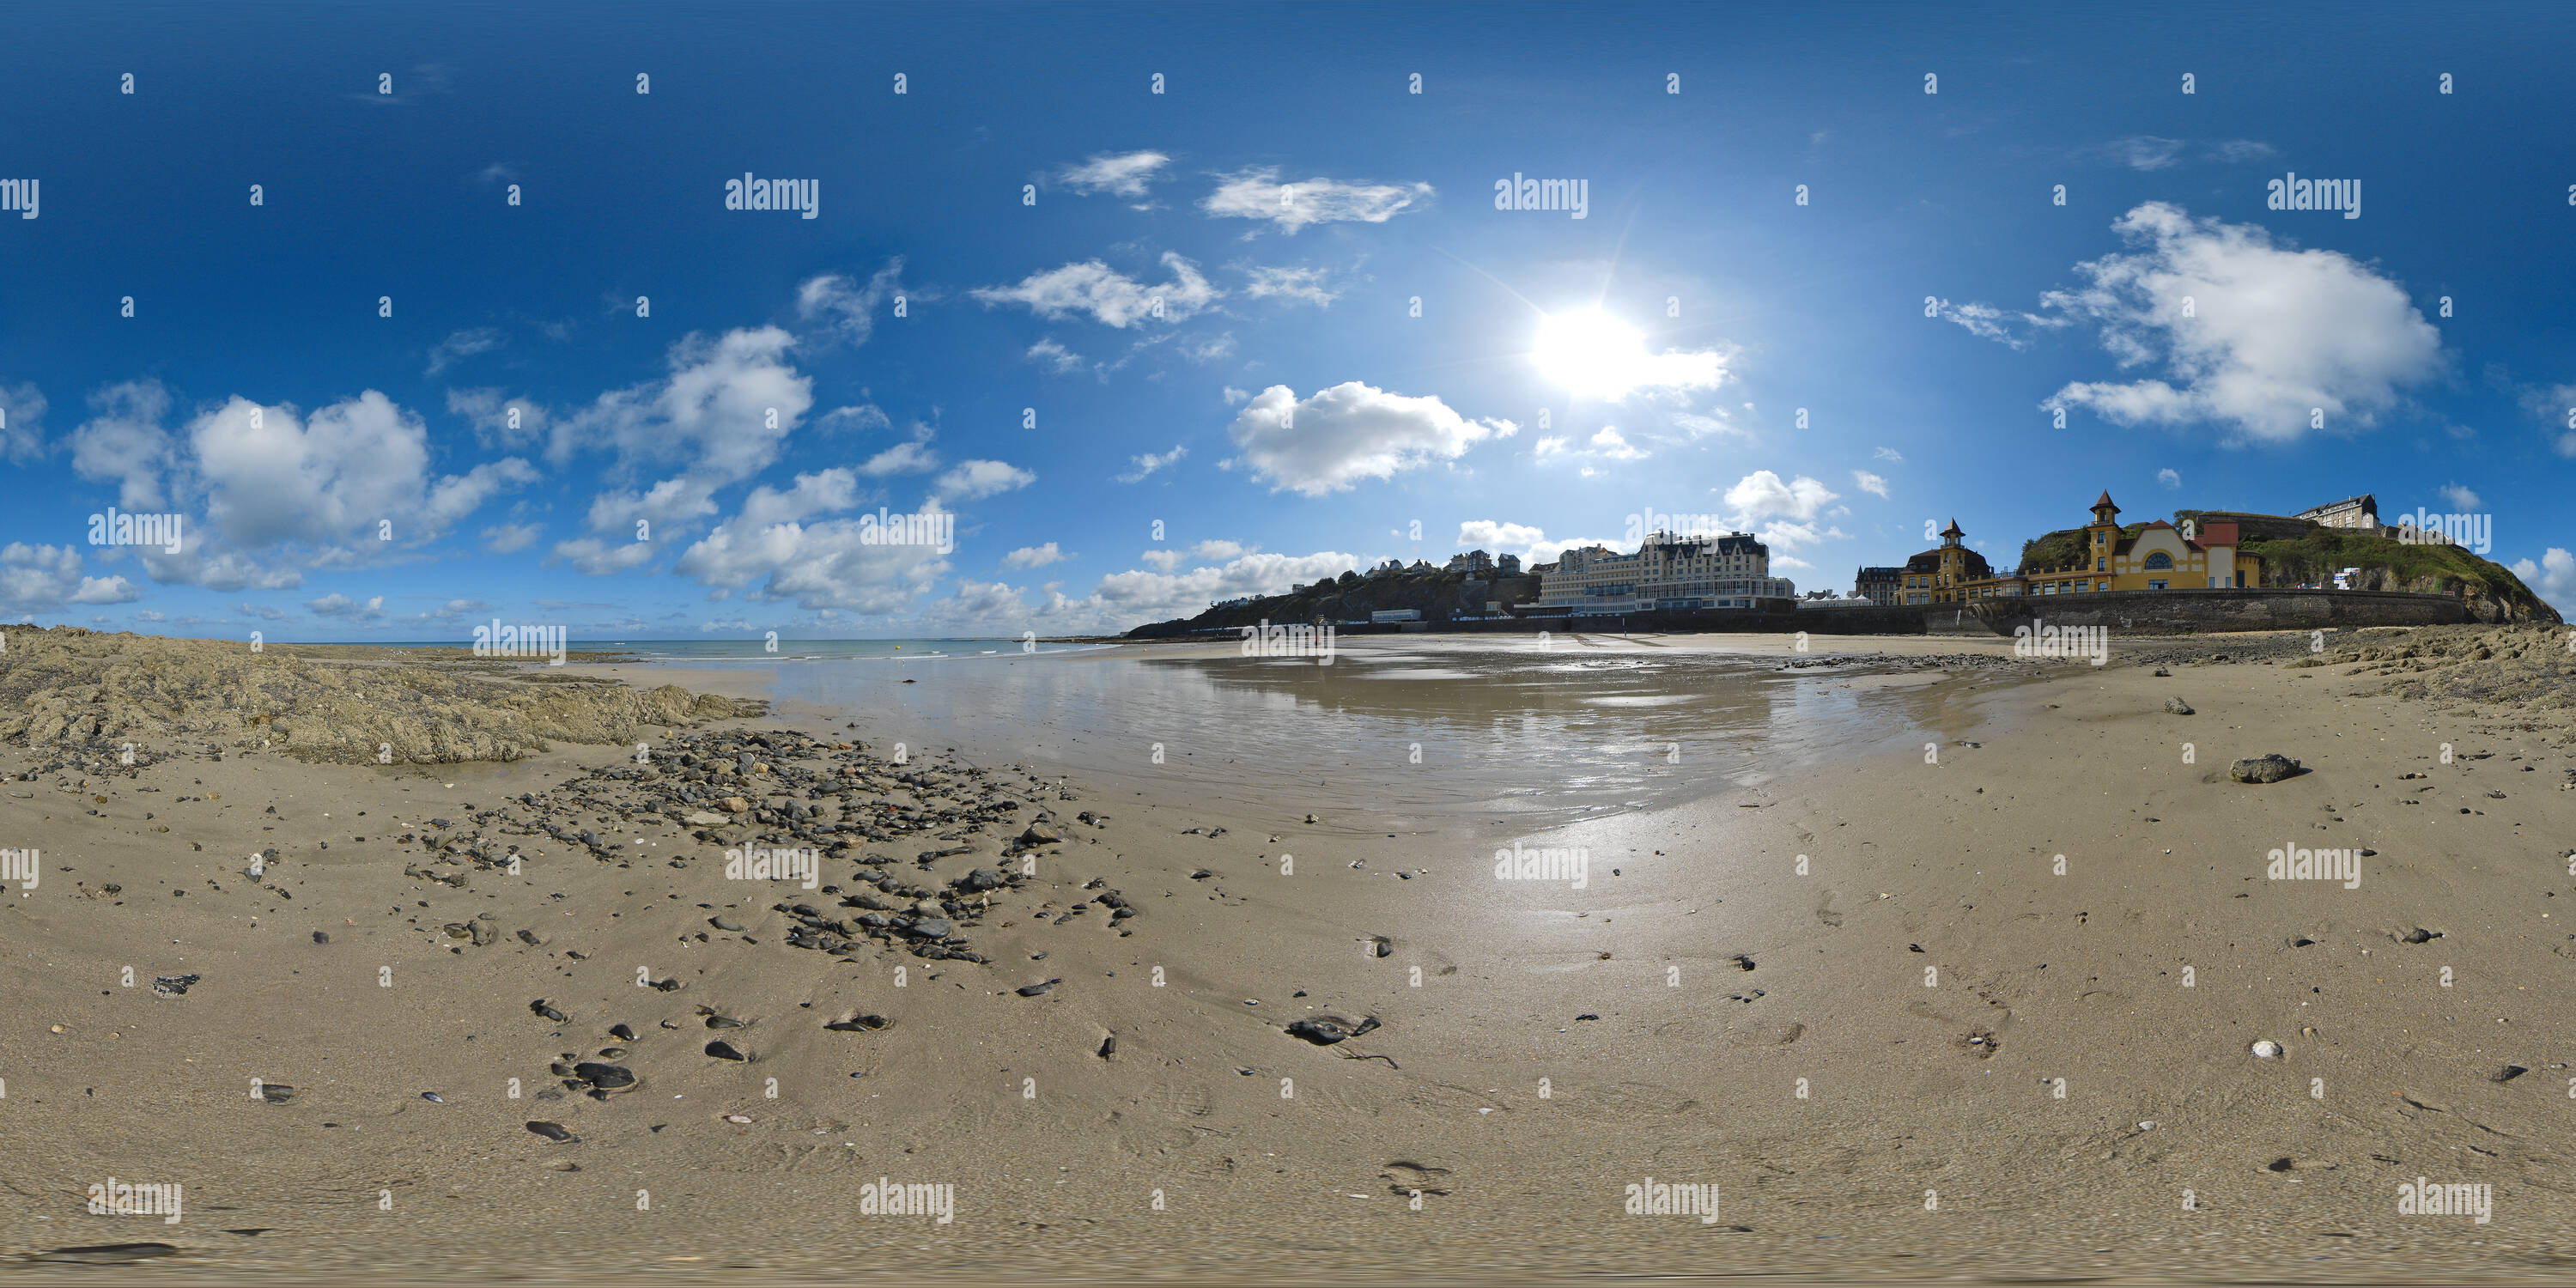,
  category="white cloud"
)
[1873,446,1904,462]
[673,471,949,614]
[1117,444,1186,483]
[1221,386,1251,405]
[426,327,502,375]
[1935,299,2065,350]
[1242,264,1340,306]
[970,252,1217,327]
[307,592,385,621]
[933,459,1036,501]
[481,522,543,554]
[1224,382,1512,496]
[1026,338,1086,374]
[1852,470,1891,498]
[2094,136,2184,171]
[70,380,173,509]
[815,404,892,434]
[2512,549,2576,611]
[2439,482,2482,511]
[2157,467,2182,489]
[1002,543,1066,569]
[1182,332,1236,364]
[1057,150,1170,200]
[795,259,908,346]
[0,543,138,611]
[1722,471,1847,558]
[1587,426,1646,461]
[861,438,940,478]
[1142,539,1247,573]
[2520,382,2576,457]
[550,326,812,553]
[0,380,46,463]
[447,387,548,450]
[2040,203,2445,443]
[1202,167,1432,234]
